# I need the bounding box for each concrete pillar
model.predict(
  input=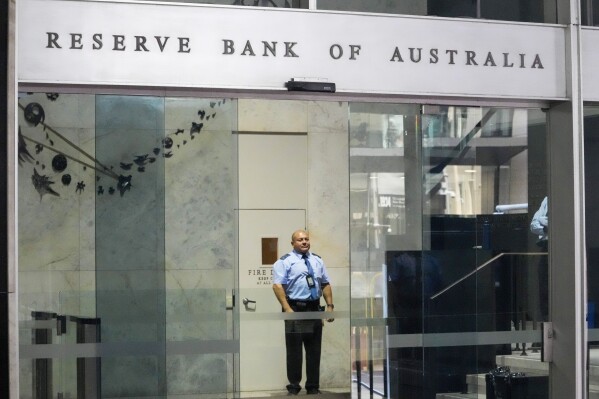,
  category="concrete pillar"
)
[2,1,18,398]
[547,1,587,398]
